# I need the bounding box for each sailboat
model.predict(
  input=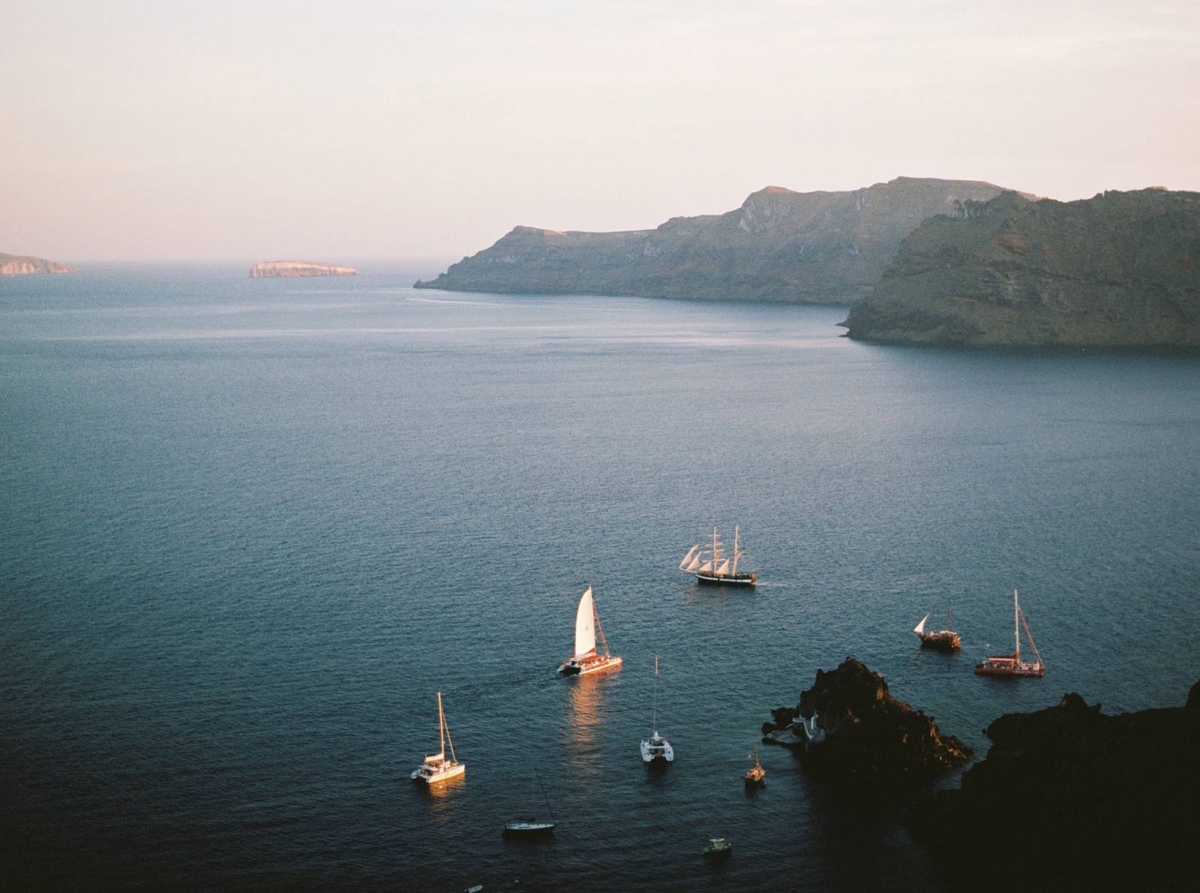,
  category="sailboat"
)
[680,526,756,586]
[640,656,674,764]
[975,589,1045,677]
[411,691,465,784]
[913,609,961,651]
[558,586,623,676]
[503,771,556,835]
[744,748,765,785]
